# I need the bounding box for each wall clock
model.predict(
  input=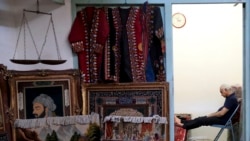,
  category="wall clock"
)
[172,12,186,28]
